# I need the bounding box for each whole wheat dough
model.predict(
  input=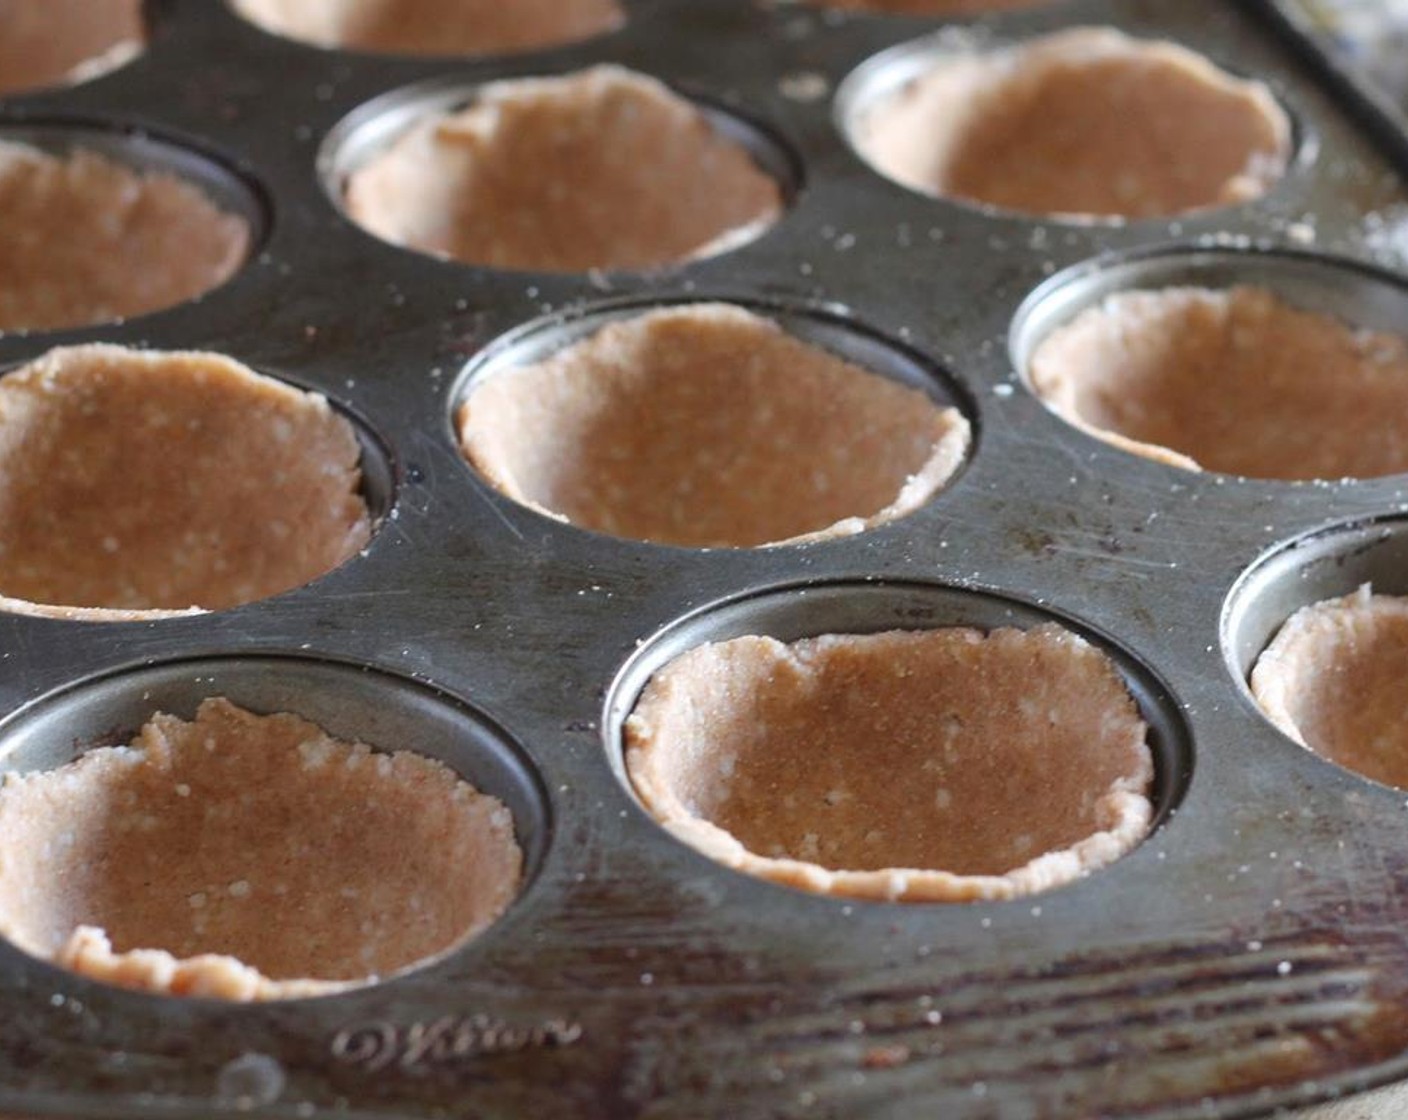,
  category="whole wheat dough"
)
[0,0,143,96]
[346,66,782,272]
[229,0,623,55]
[0,142,249,332]
[0,698,521,1000]
[458,304,970,547]
[626,626,1154,902]
[1252,587,1408,789]
[0,346,371,619]
[1030,286,1408,480]
[854,27,1290,220]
